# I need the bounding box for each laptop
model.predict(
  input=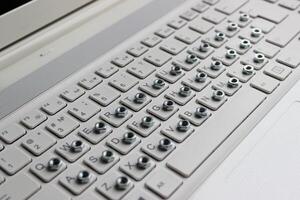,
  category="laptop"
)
[0,0,300,199]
